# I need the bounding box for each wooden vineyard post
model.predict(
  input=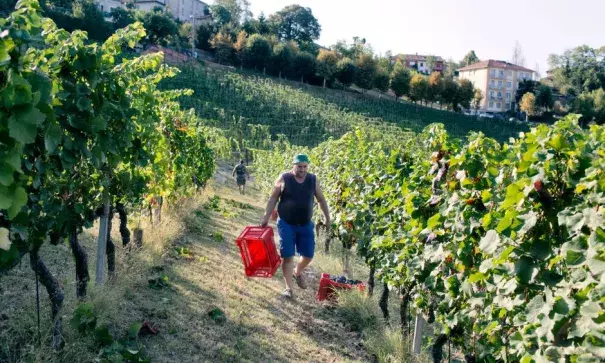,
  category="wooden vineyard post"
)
[95,202,110,286]
[413,314,424,354]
